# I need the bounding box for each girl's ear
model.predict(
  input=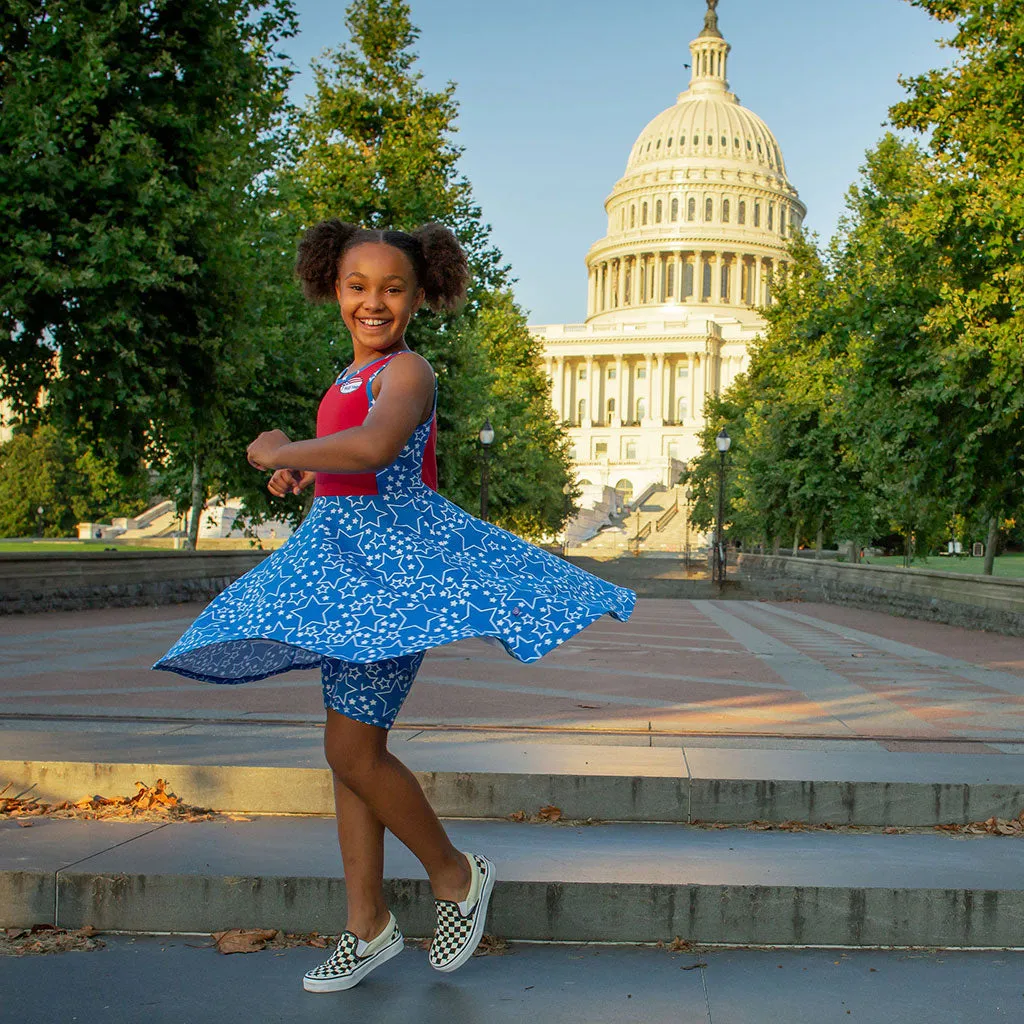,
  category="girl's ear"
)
[412,287,426,313]
[334,280,343,303]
